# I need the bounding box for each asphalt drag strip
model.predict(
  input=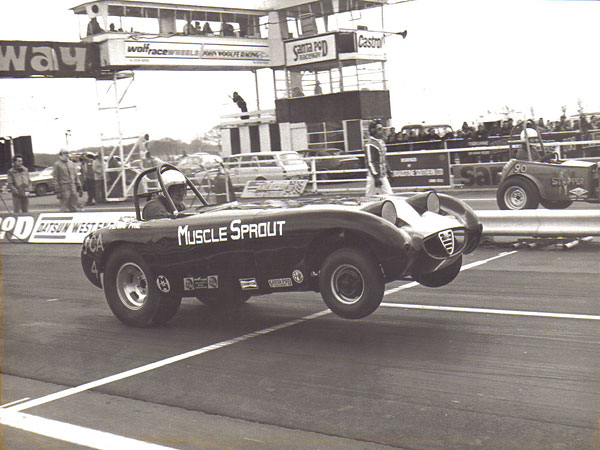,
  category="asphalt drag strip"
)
[0,249,529,449]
